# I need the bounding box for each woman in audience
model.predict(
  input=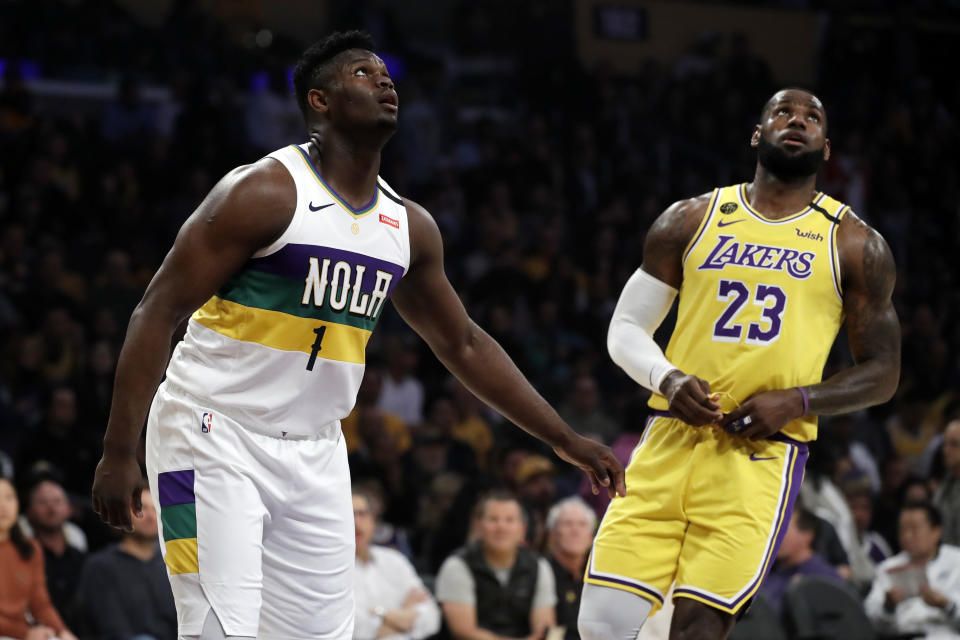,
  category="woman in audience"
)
[0,476,76,640]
